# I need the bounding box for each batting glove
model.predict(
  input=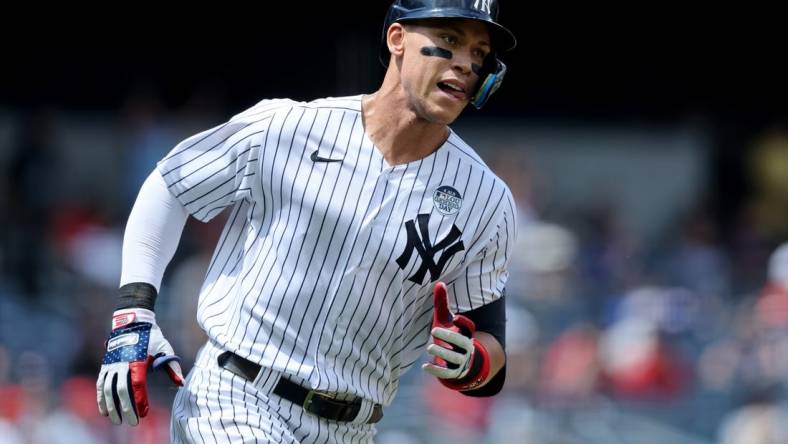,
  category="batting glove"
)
[96,308,184,426]
[422,281,491,391]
